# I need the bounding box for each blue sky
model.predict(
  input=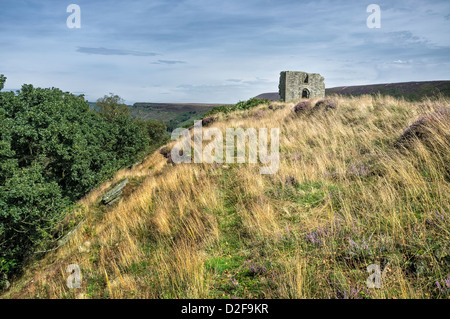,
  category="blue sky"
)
[1,0,449,104]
